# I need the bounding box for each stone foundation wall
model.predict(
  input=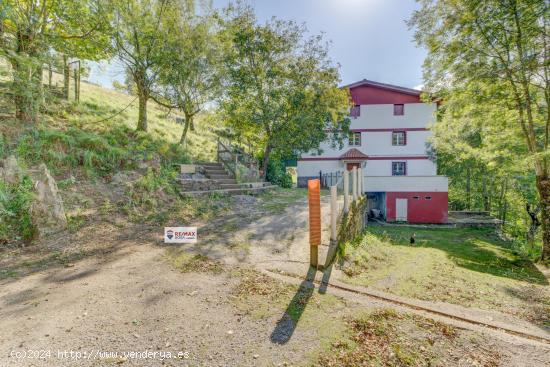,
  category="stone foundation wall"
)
[336,196,367,245]
[180,179,221,192]
[297,176,318,188]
